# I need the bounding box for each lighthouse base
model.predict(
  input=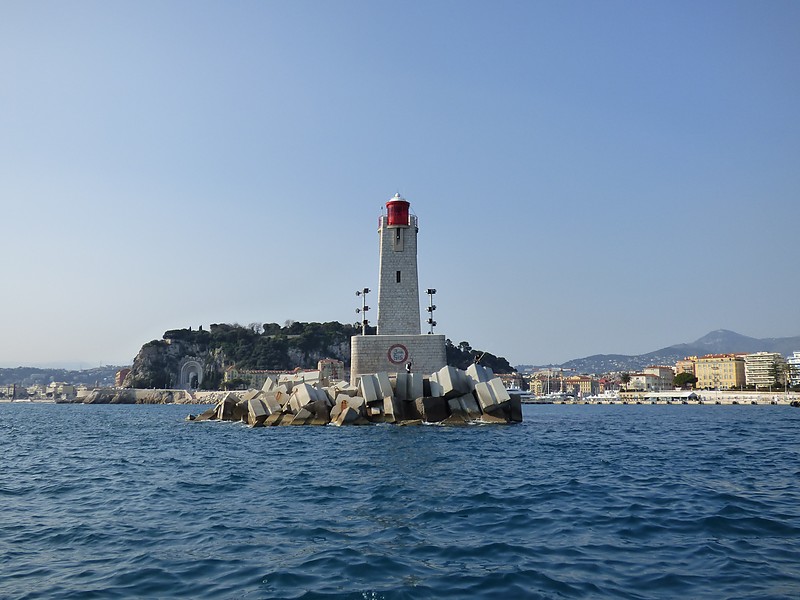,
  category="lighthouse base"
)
[350,334,447,385]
